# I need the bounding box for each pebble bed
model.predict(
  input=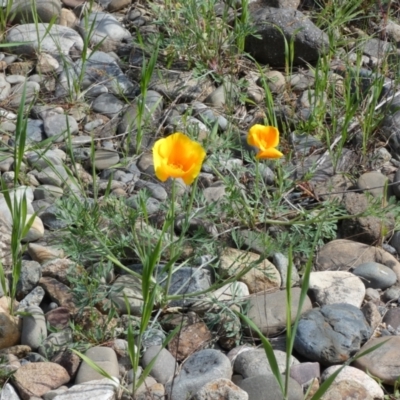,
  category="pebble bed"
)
[2,0,400,399]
